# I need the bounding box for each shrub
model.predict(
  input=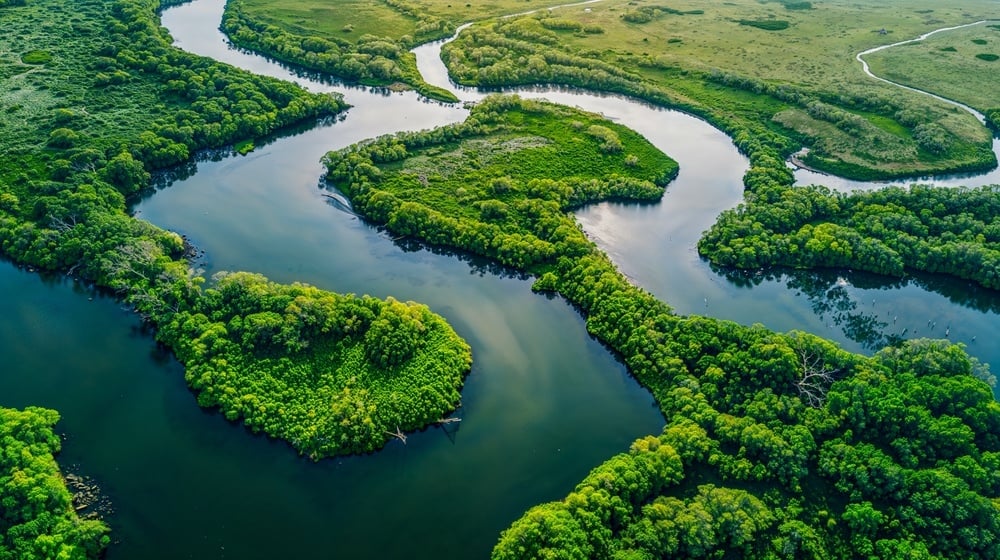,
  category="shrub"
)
[47,127,79,148]
[20,49,52,64]
[738,19,790,31]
